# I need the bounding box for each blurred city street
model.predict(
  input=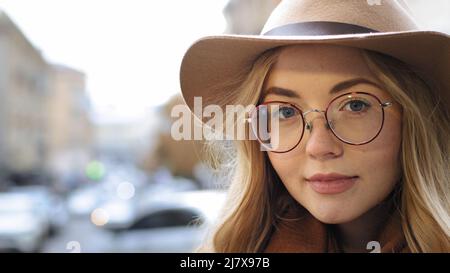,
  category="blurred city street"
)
[42,188,223,253]
[1,163,226,253]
